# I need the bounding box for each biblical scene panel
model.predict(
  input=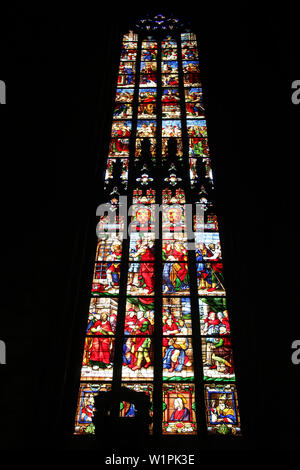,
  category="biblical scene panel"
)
[138,87,157,102]
[117,74,135,87]
[136,120,156,137]
[161,60,178,73]
[115,88,134,102]
[163,337,194,382]
[96,235,123,261]
[113,103,132,119]
[74,383,112,435]
[141,44,157,62]
[141,40,157,49]
[122,336,154,380]
[108,138,130,157]
[118,61,136,76]
[162,237,188,262]
[181,46,198,60]
[162,120,182,137]
[186,119,207,137]
[162,383,197,434]
[183,61,201,87]
[129,233,155,261]
[139,73,157,87]
[162,88,180,102]
[122,40,138,50]
[185,100,205,118]
[86,297,118,335]
[189,136,210,157]
[161,74,179,87]
[138,102,157,119]
[125,297,155,335]
[162,37,177,49]
[162,48,177,60]
[201,337,235,382]
[185,87,202,102]
[196,261,225,296]
[120,47,137,62]
[81,337,115,381]
[162,262,190,296]
[127,263,155,296]
[162,297,192,336]
[91,262,121,296]
[204,384,241,435]
[162,102,181,119]
[111,120,132,138]
[195,231,222,261]
[199,297,230,336]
